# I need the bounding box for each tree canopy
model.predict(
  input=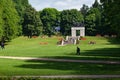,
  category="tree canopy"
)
[0,0,120,41]
[100,0,120,37]
[0,0,21,41]
[23,5,43,38]
[40,8,60,36]
[60,9,84,35]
